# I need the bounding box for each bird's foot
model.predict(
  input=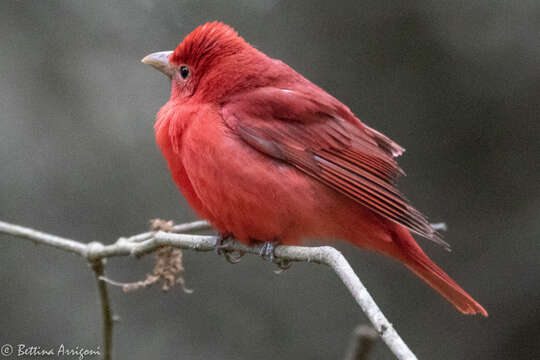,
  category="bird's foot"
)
[273,259,292,274]
[257,240,293,273]
[215,232,233,254]
[215,233,244,264]
[259,241,277,261]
